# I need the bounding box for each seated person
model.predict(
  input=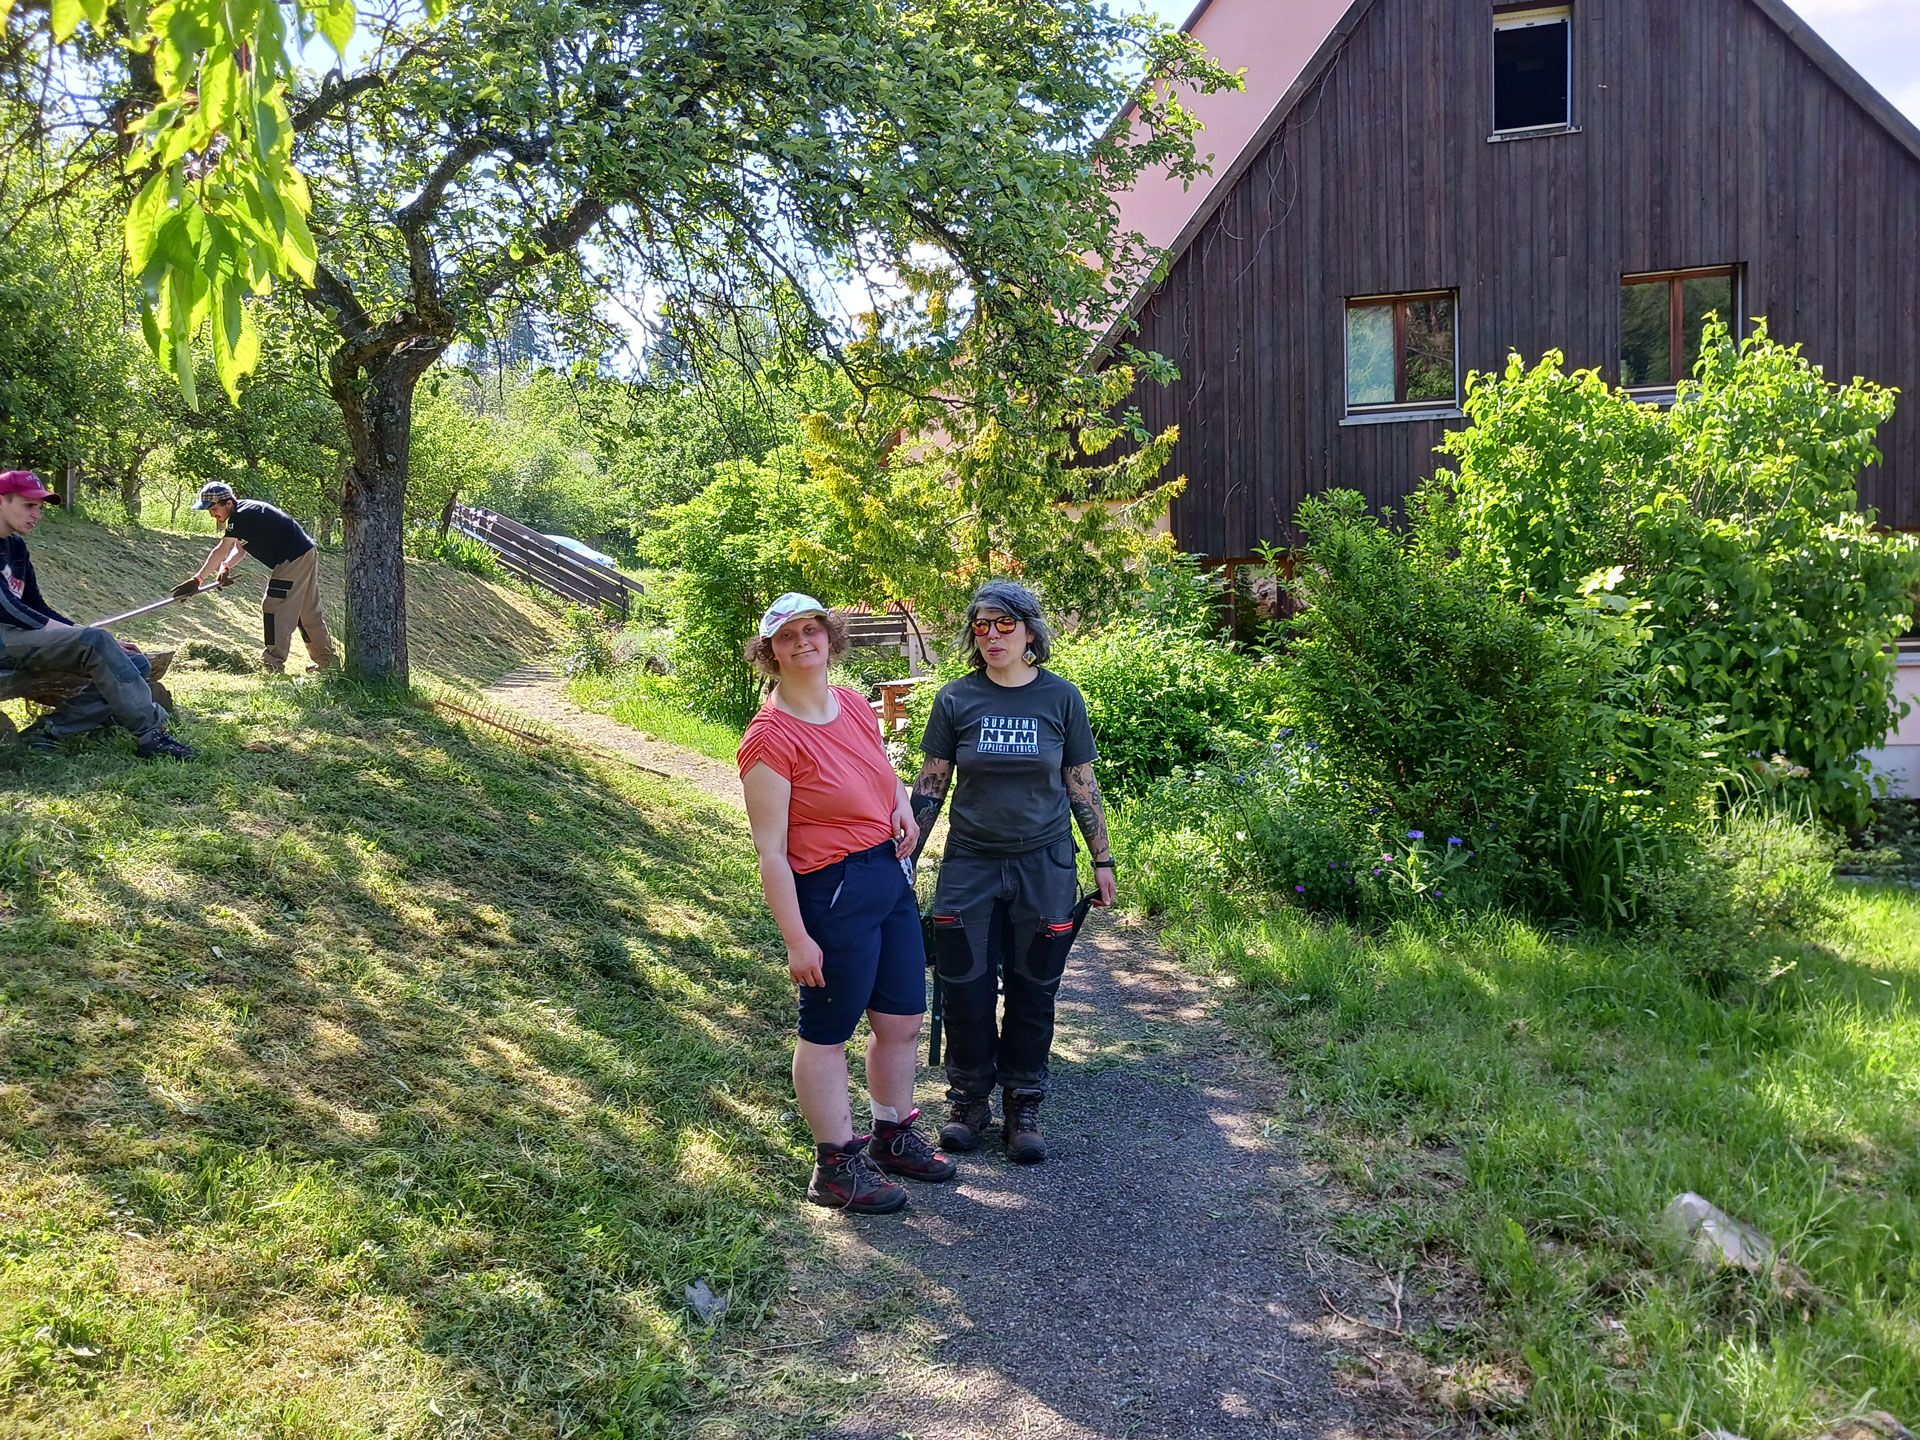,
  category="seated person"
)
[0,470,195,759]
